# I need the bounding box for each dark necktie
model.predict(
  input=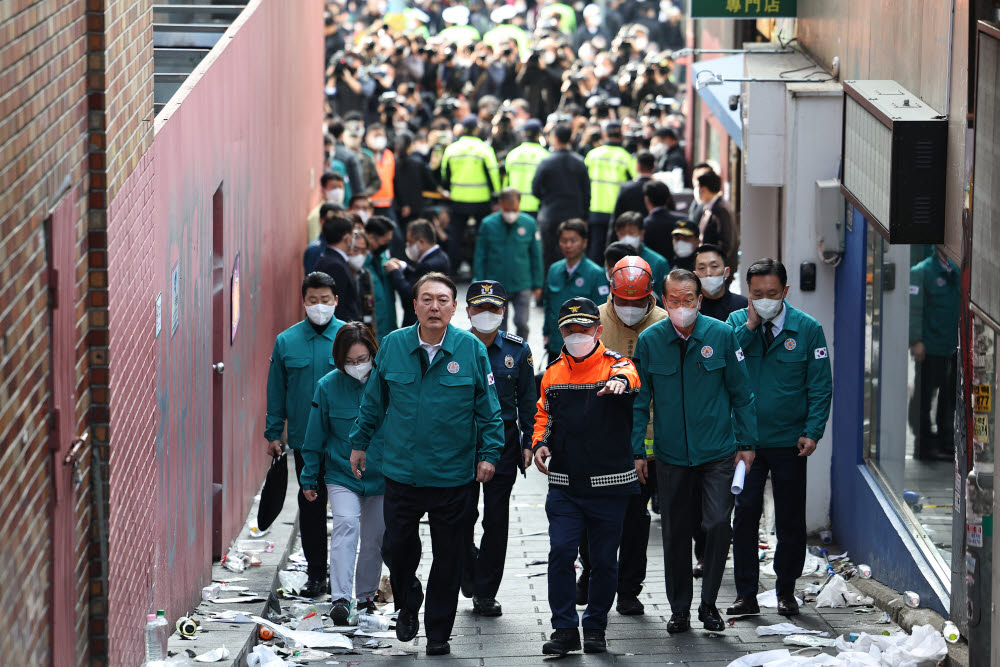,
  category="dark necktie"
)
[764,322,775,350]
